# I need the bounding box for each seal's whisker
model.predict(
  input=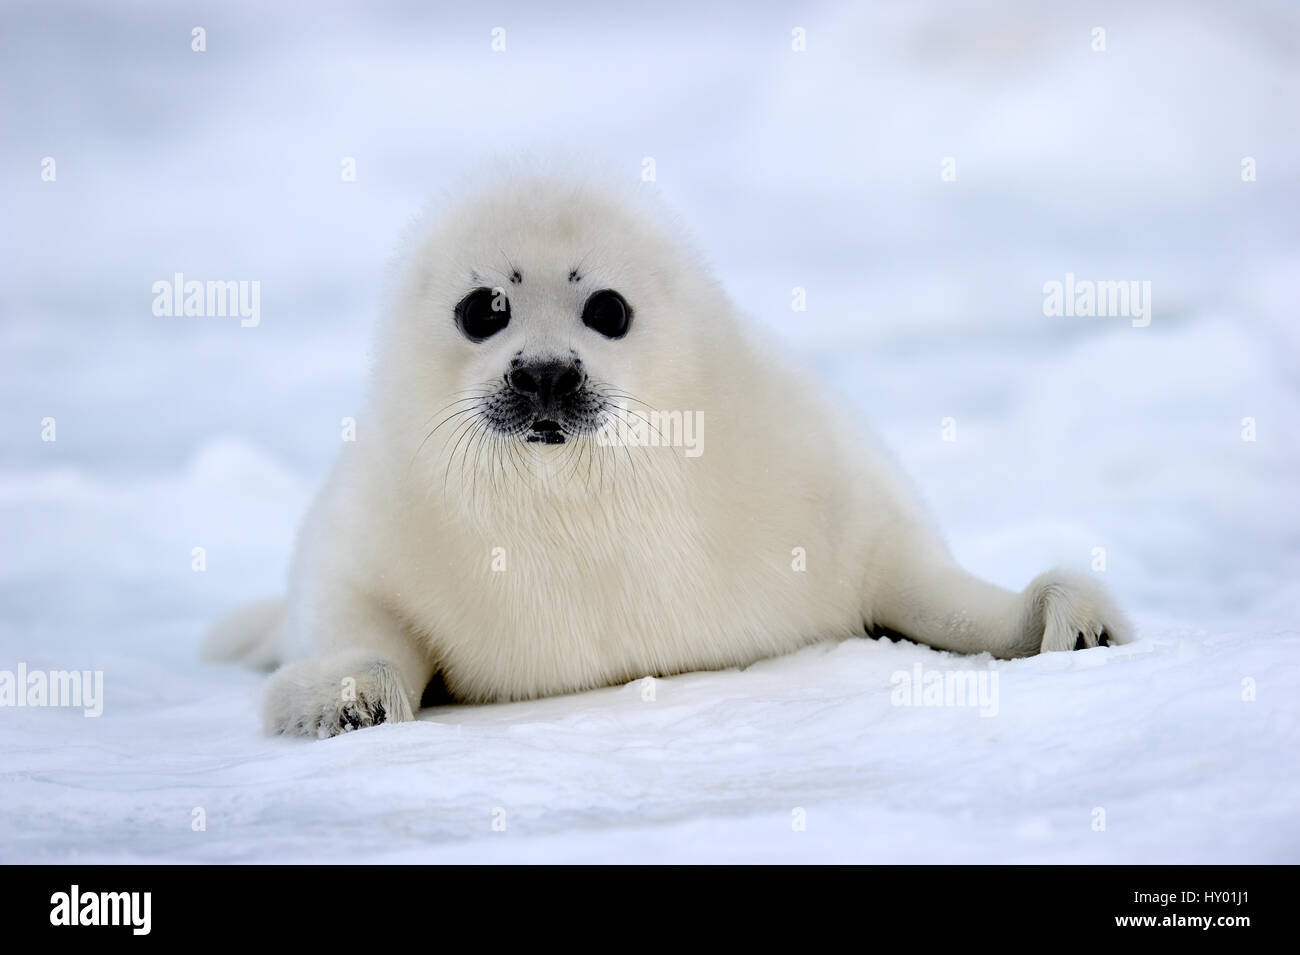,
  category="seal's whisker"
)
[443,414,483,500]
[468,420,493,508]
